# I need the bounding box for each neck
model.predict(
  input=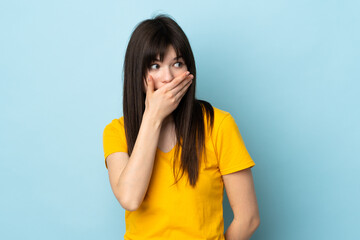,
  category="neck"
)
[162,114,174,125]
